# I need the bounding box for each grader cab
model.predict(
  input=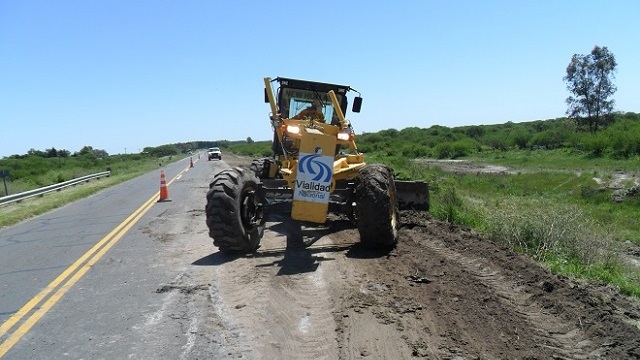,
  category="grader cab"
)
[205,77,429,253]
